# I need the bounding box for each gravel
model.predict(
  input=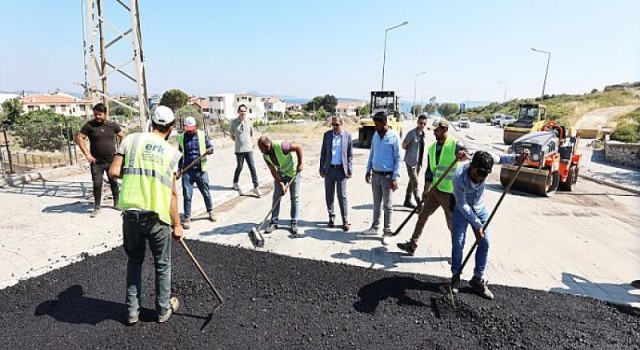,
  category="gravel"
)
[0,240,637,349]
